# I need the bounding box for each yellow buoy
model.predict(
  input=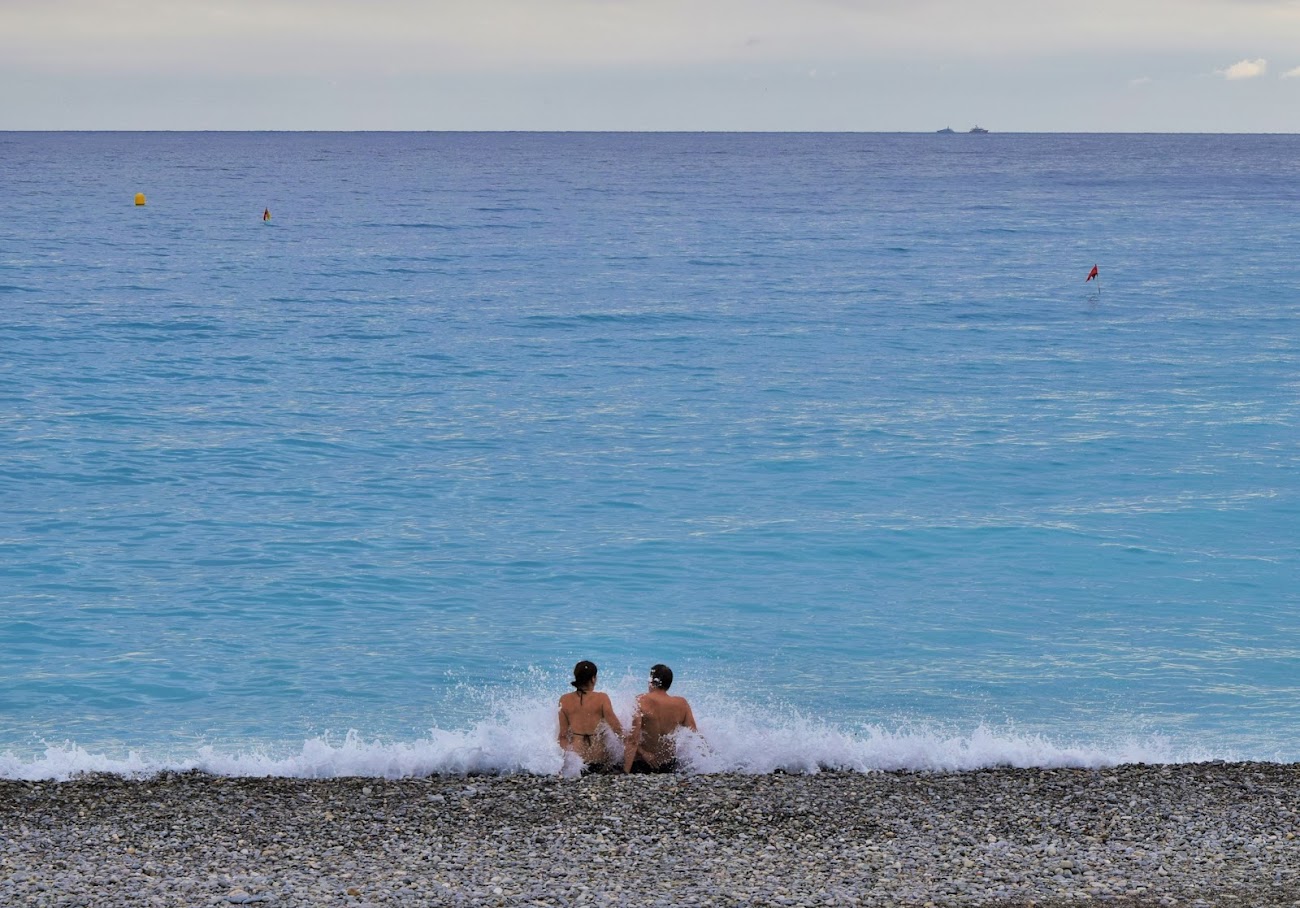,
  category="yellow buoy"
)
[134,192,146,206]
